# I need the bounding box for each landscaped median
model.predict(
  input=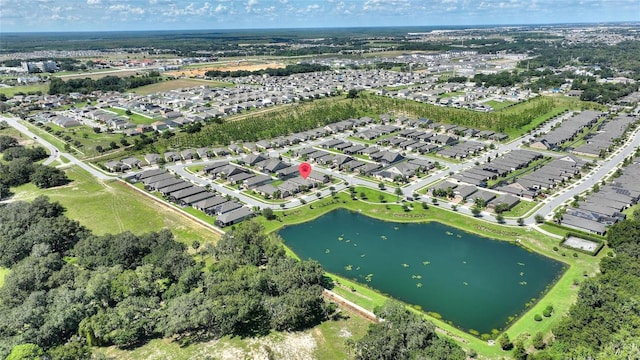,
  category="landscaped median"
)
[257,187,604,358]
